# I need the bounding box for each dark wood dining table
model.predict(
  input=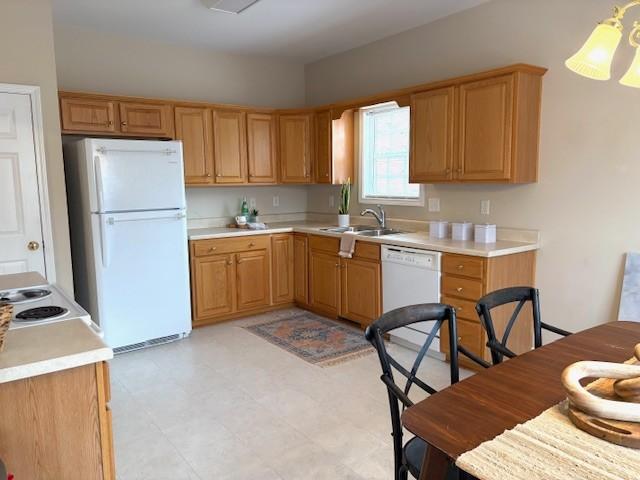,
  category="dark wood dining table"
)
[401,321,640,480]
